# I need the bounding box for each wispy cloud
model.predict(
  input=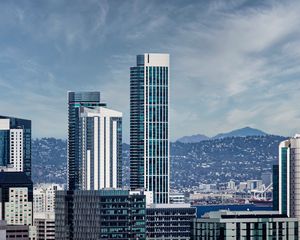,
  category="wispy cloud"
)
[0,0,299,140]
